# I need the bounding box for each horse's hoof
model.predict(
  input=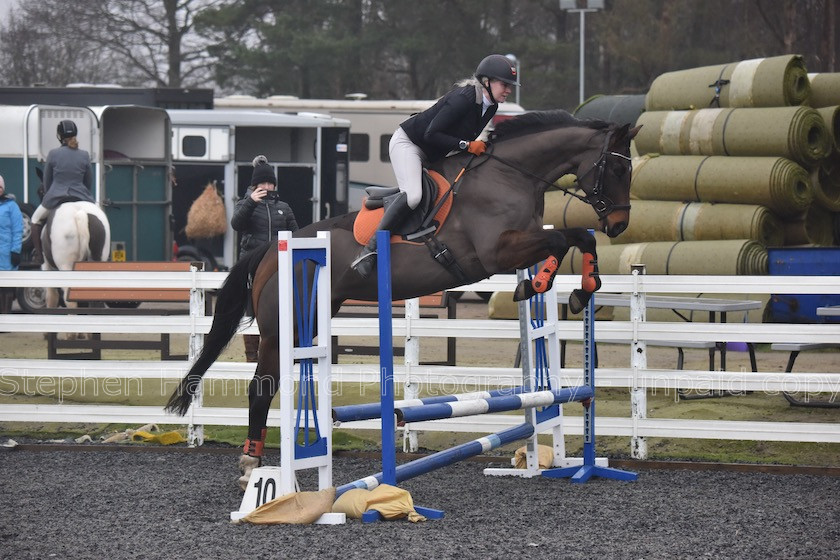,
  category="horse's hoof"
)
[238,454,261,491]
[513,279,536,302]
[568,288,592,314]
